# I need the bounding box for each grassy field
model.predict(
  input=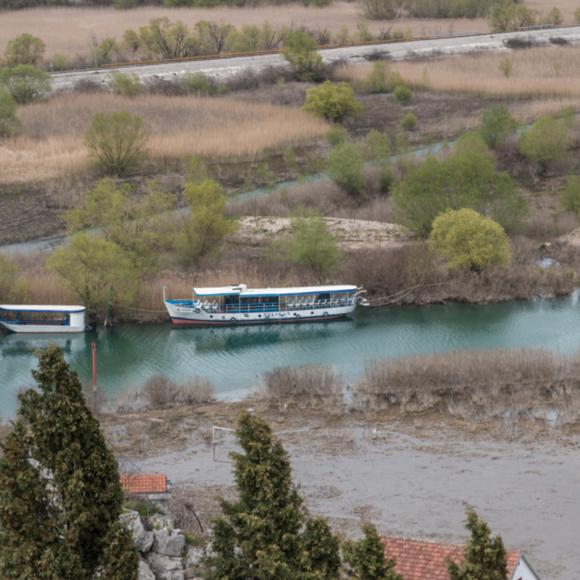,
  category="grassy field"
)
[1,93,328,185]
